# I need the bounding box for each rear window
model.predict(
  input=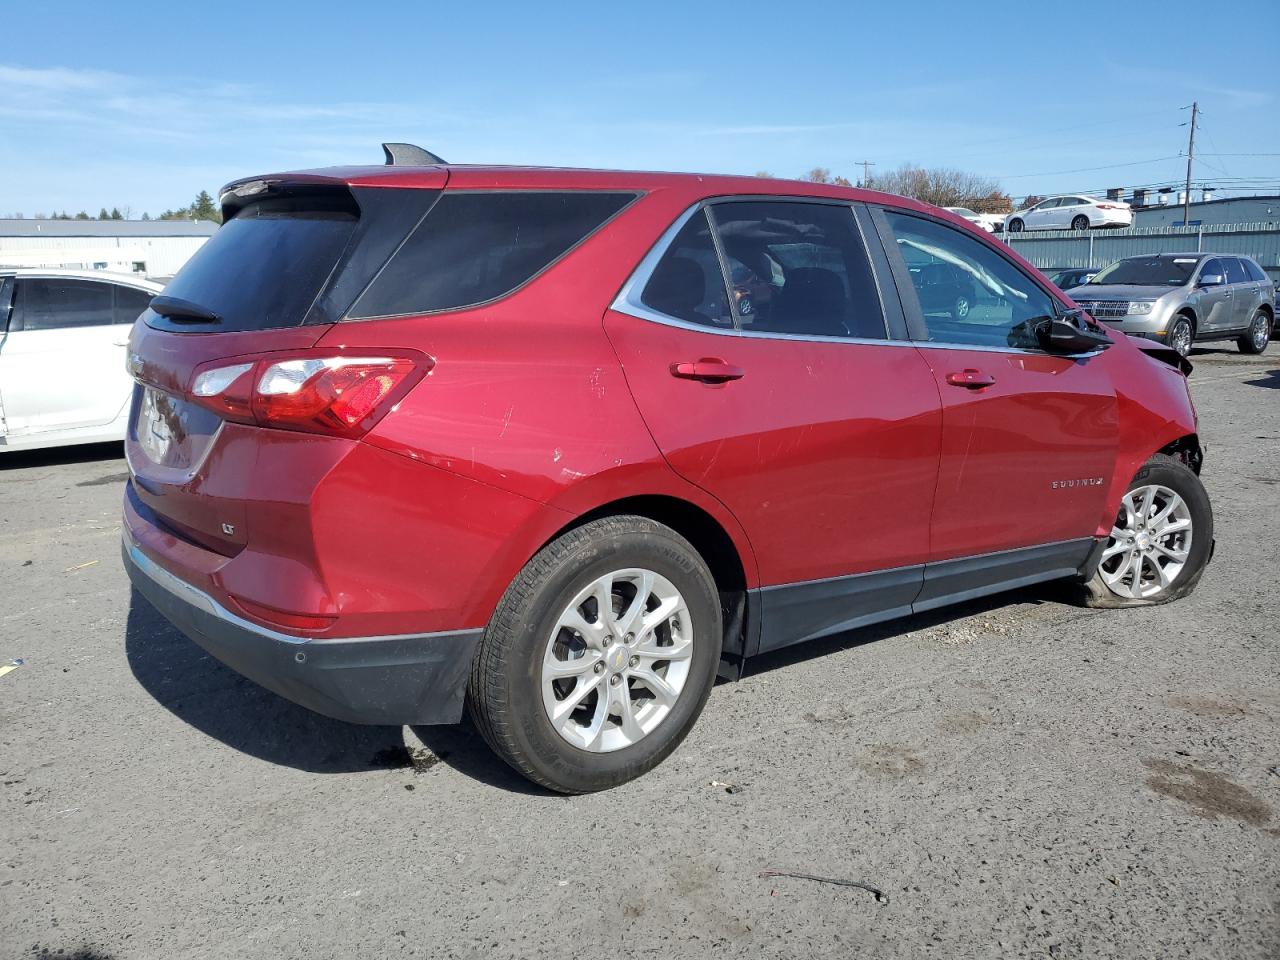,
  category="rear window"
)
[351,191,634,318]
[154,196,358,332]
[1242,258,1267,282]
